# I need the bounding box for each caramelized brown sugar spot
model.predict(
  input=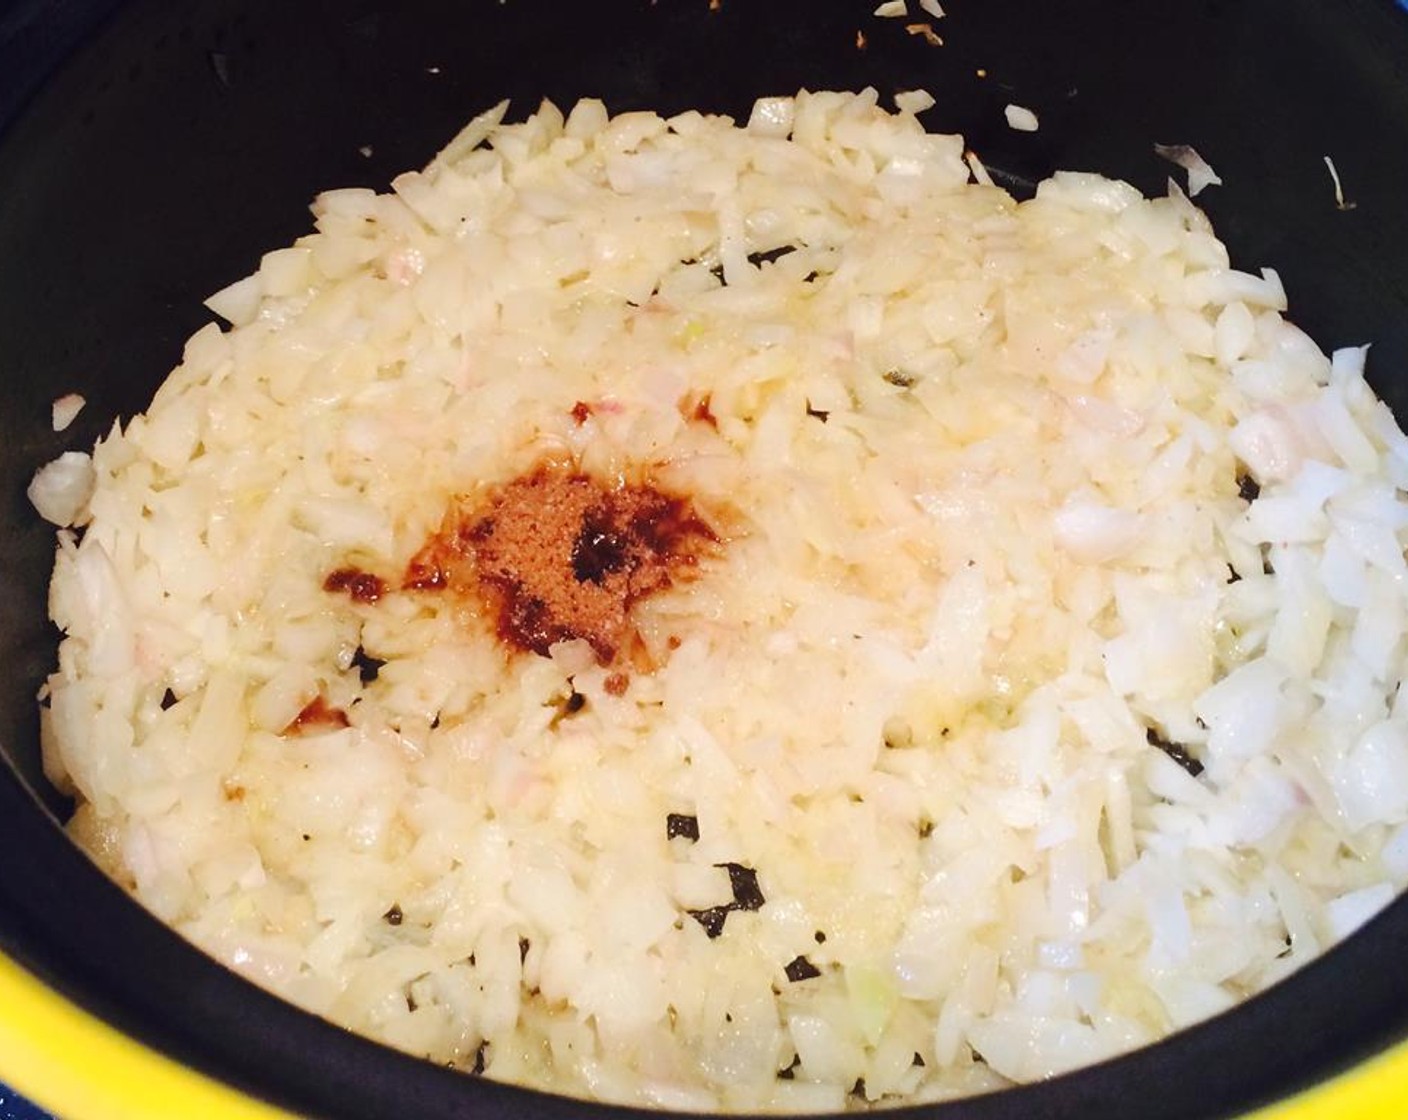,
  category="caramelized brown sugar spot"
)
[403,463,718,664]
